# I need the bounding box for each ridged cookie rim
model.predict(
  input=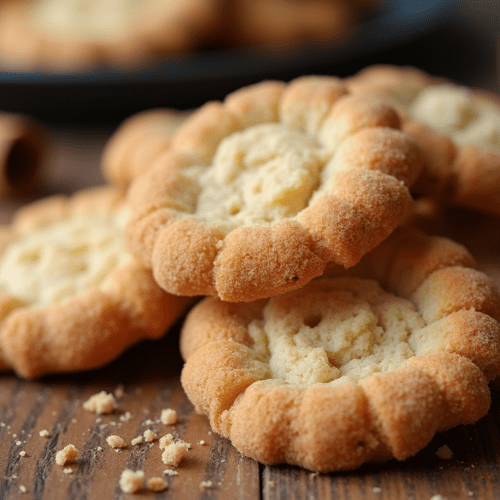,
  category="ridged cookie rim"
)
[179,226,500,471]
[126,76,425,302]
